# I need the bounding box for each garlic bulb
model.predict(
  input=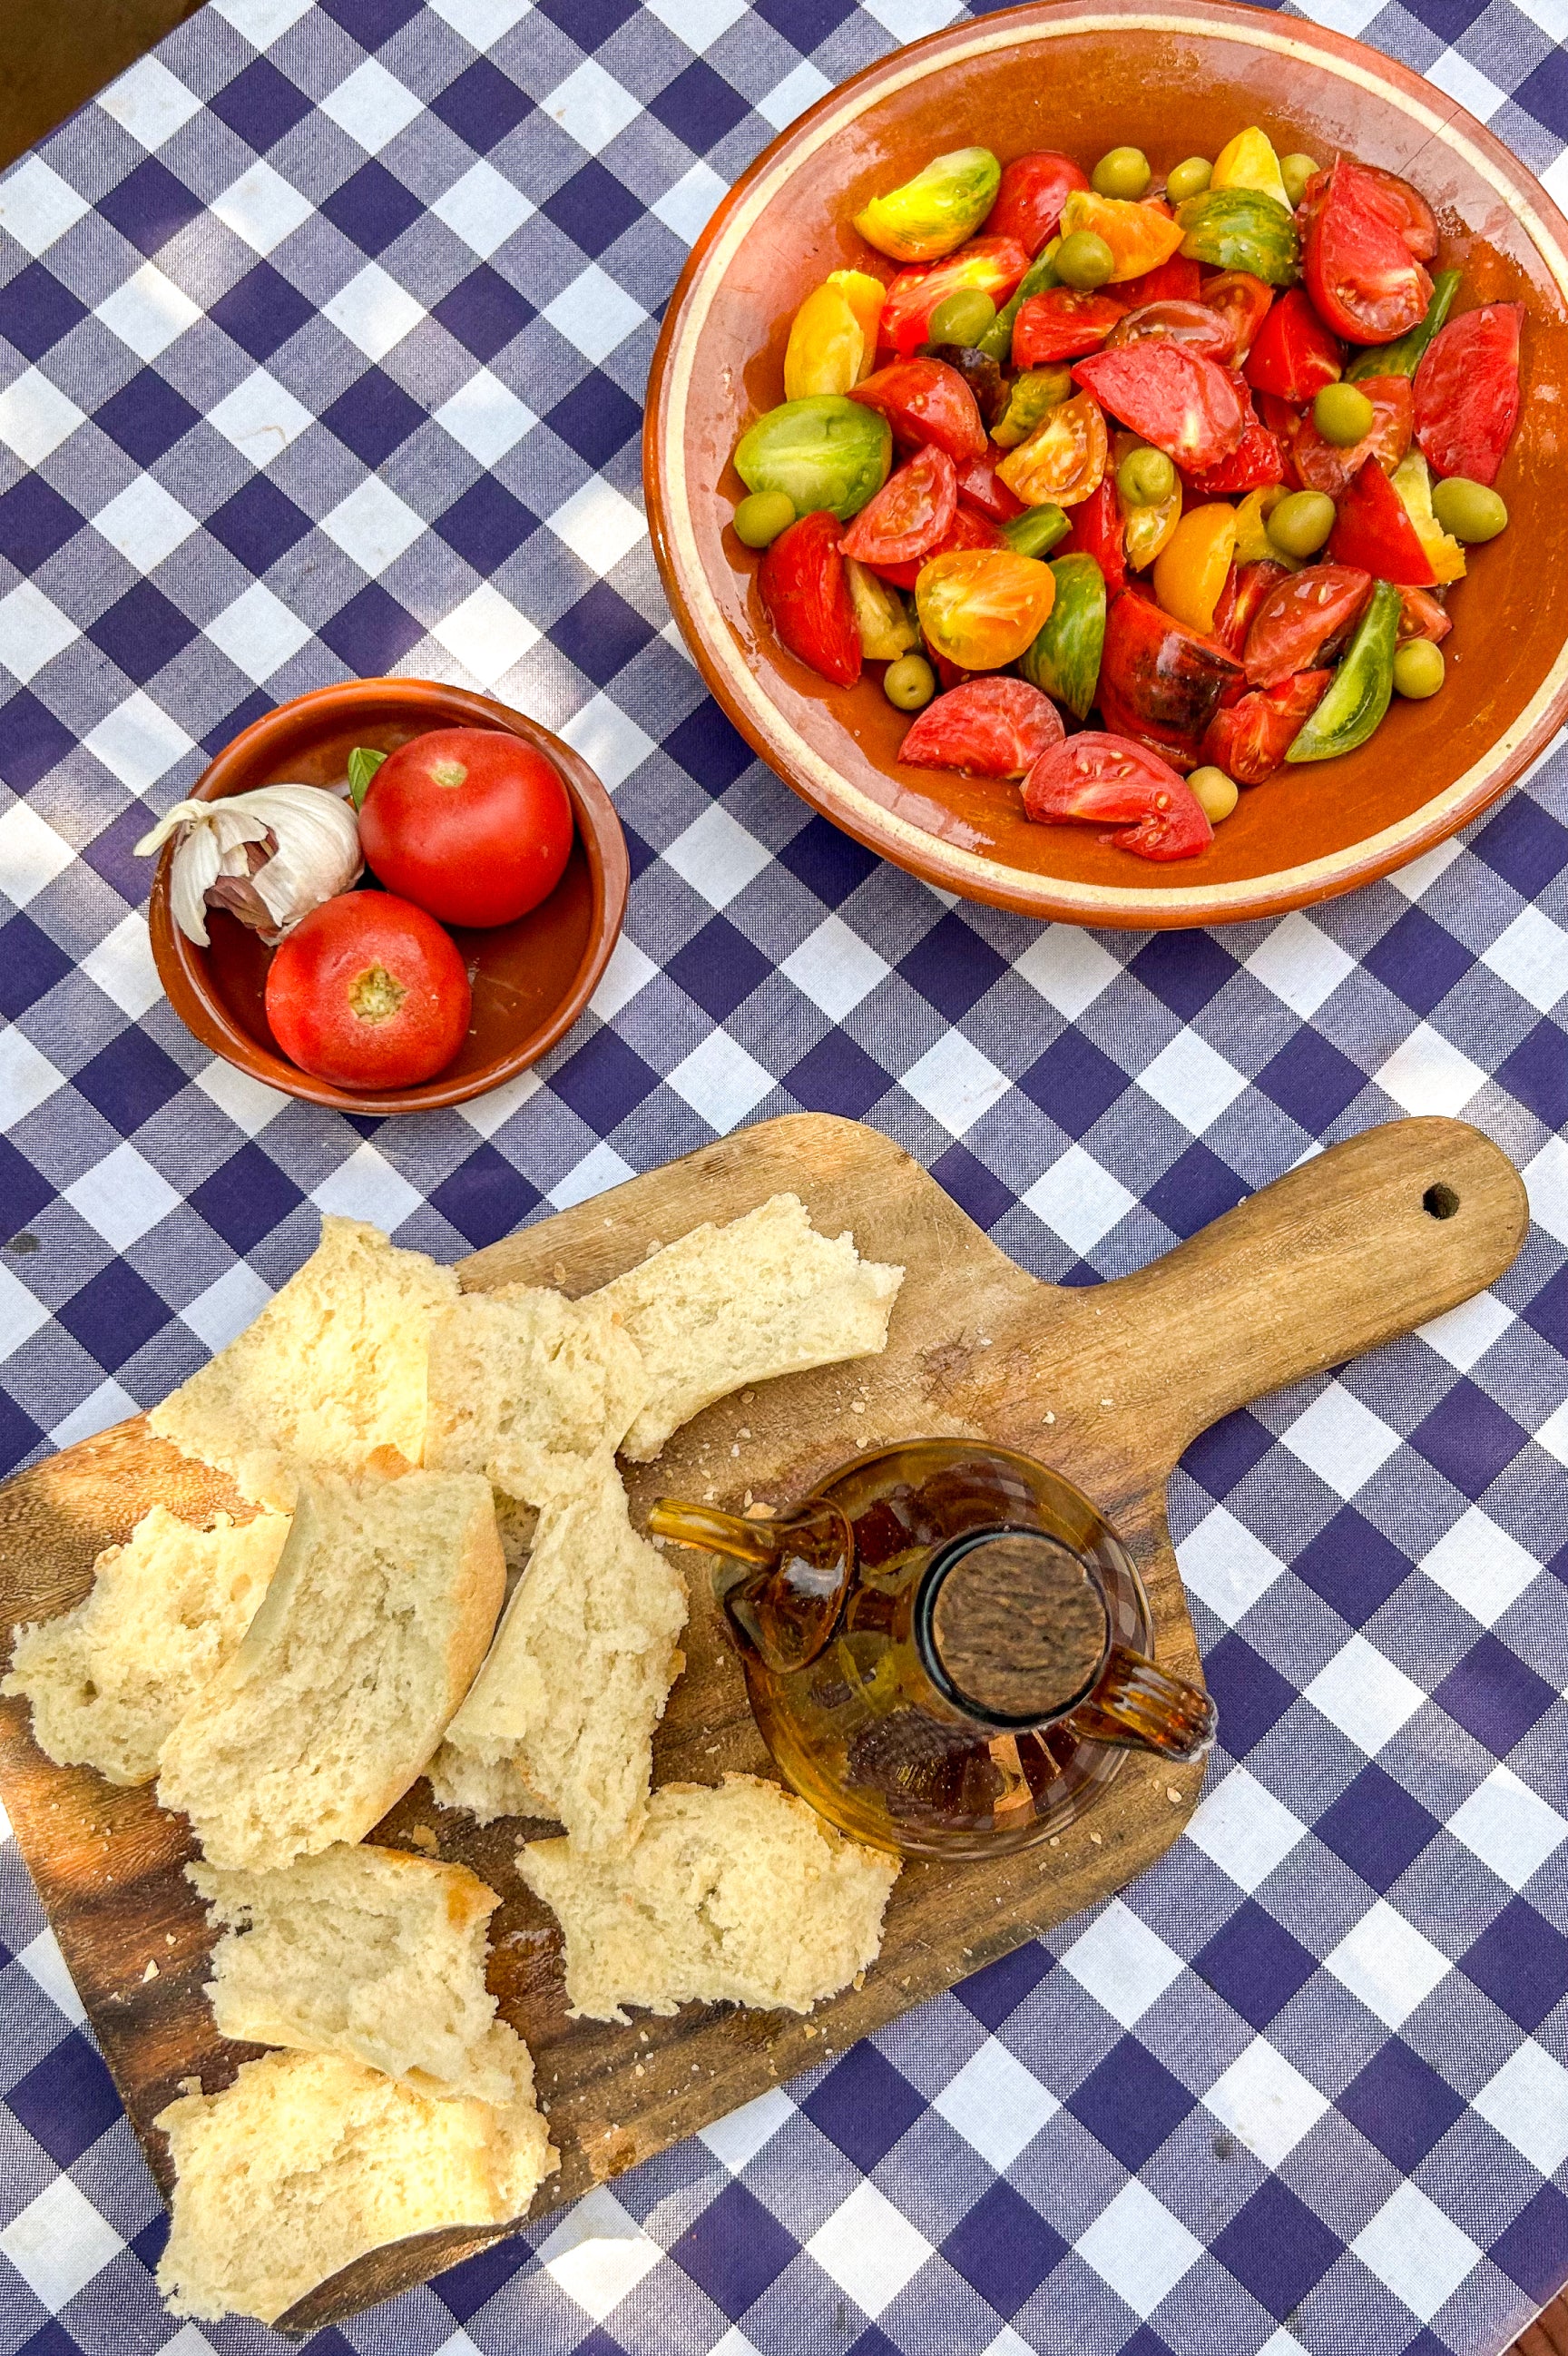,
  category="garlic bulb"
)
[136,786,363,947]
